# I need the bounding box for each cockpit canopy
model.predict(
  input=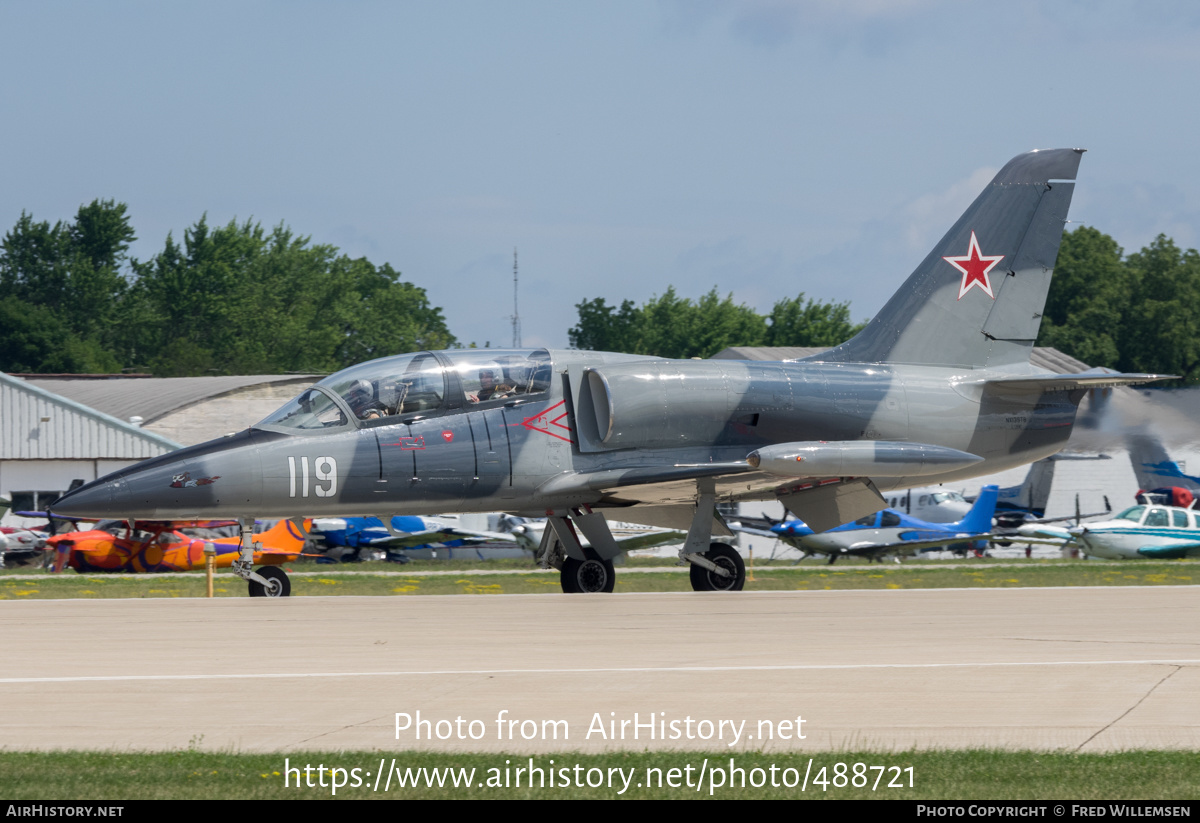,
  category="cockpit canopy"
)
[256,349,553,433]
